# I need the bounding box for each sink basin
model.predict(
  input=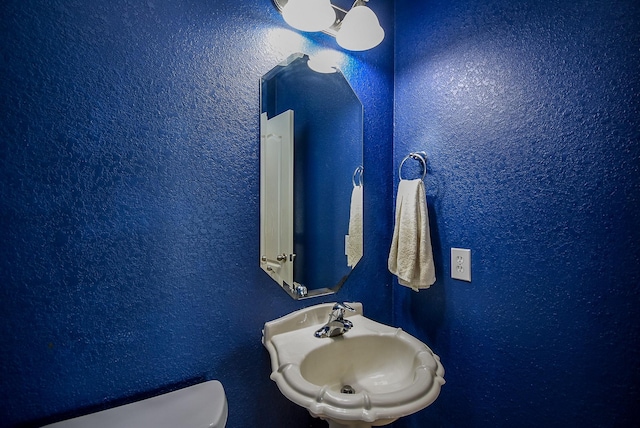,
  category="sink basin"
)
[262,303,445,428]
